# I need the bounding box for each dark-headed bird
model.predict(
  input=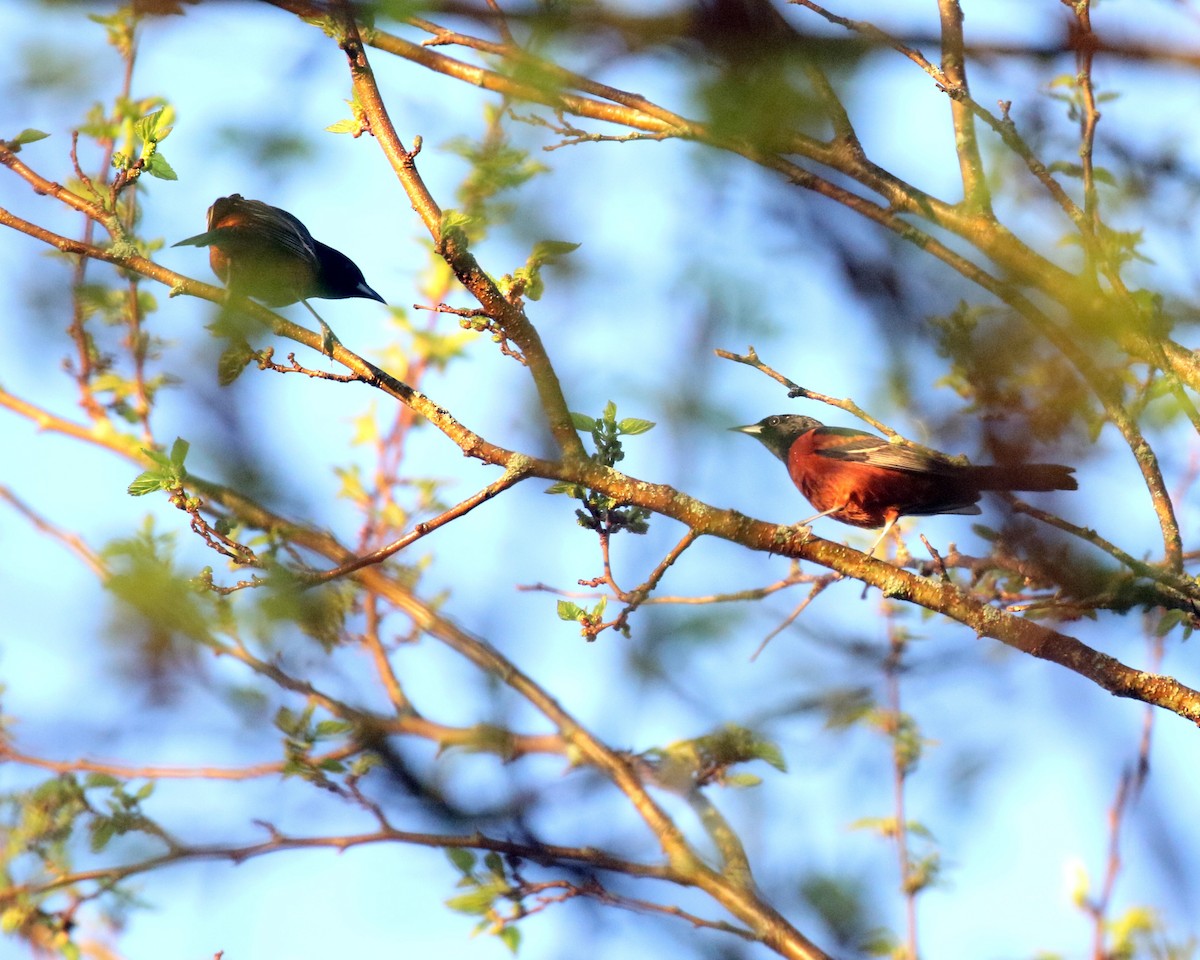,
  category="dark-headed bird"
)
[173,194,383,351]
